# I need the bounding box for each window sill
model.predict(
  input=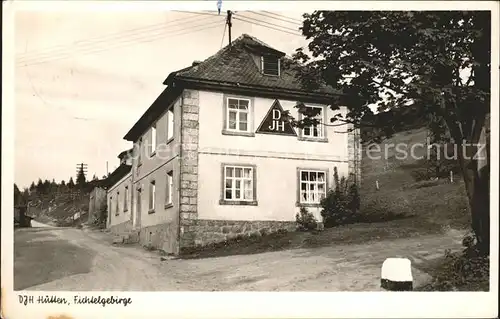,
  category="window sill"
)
[164,203,173,209]
[148,209,155,214]
[166,137,174,145]
[298,136,328,143]
[123,209,128,213]
[150,151,156,158]
[137,163,143,168]
[115,213,119,216]
[296,202,322,208]
[222,130,255,137]
[219,199,258,206]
